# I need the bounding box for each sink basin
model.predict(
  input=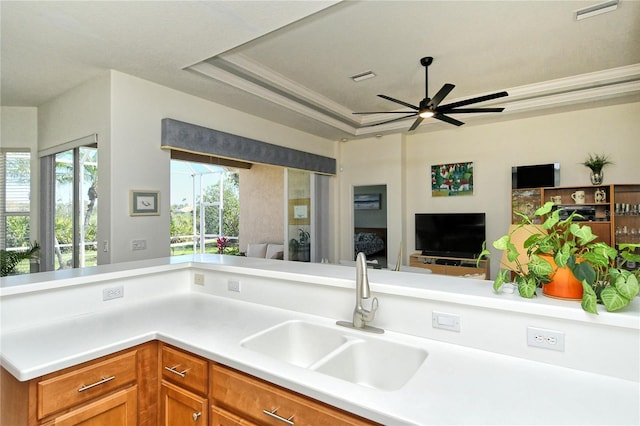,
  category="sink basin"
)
[240,320,347,368]
[241,320,428,390]
[313,339,428,391]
